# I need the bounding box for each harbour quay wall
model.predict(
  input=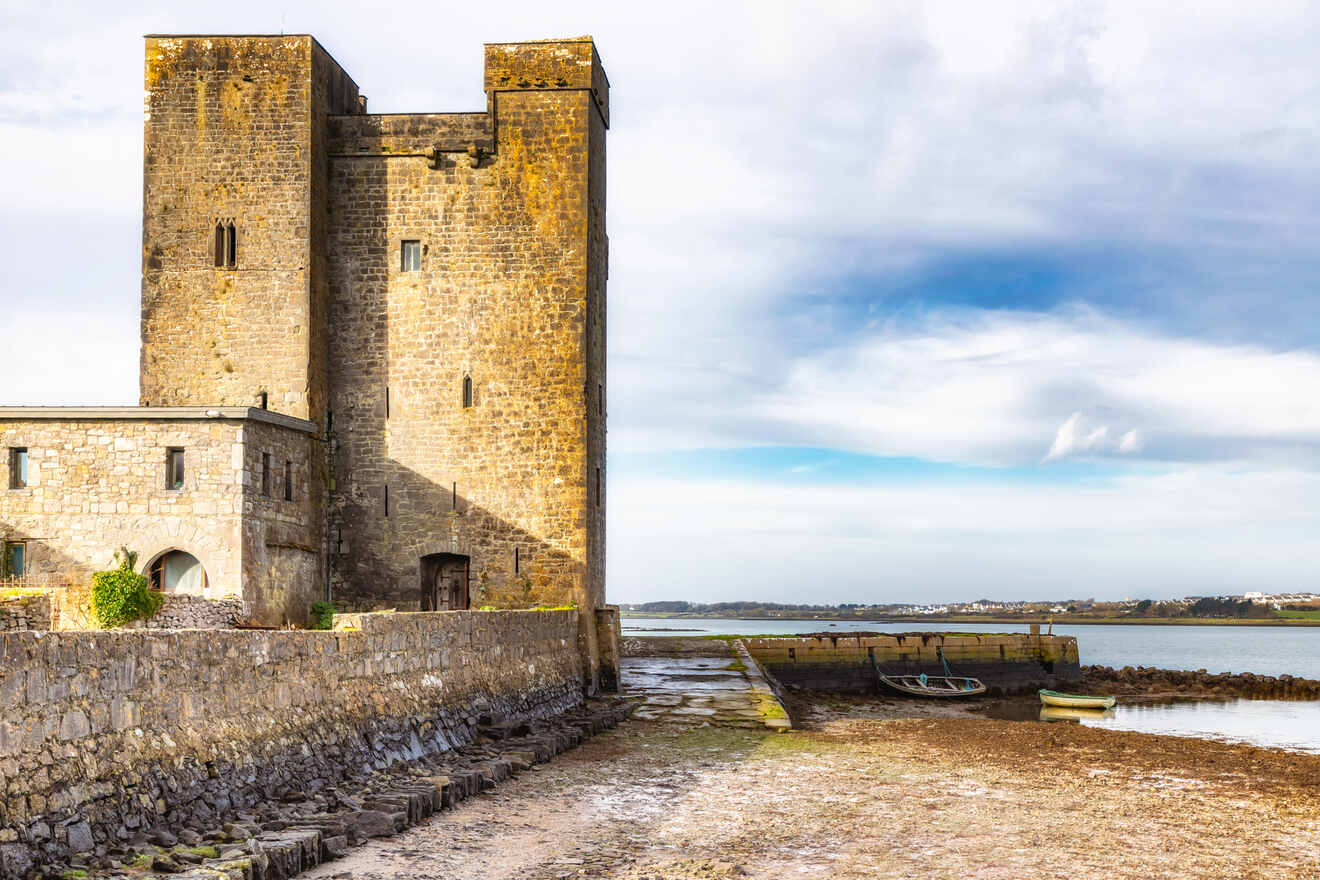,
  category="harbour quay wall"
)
[743,632,1081,695]
[0,609,583,875]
